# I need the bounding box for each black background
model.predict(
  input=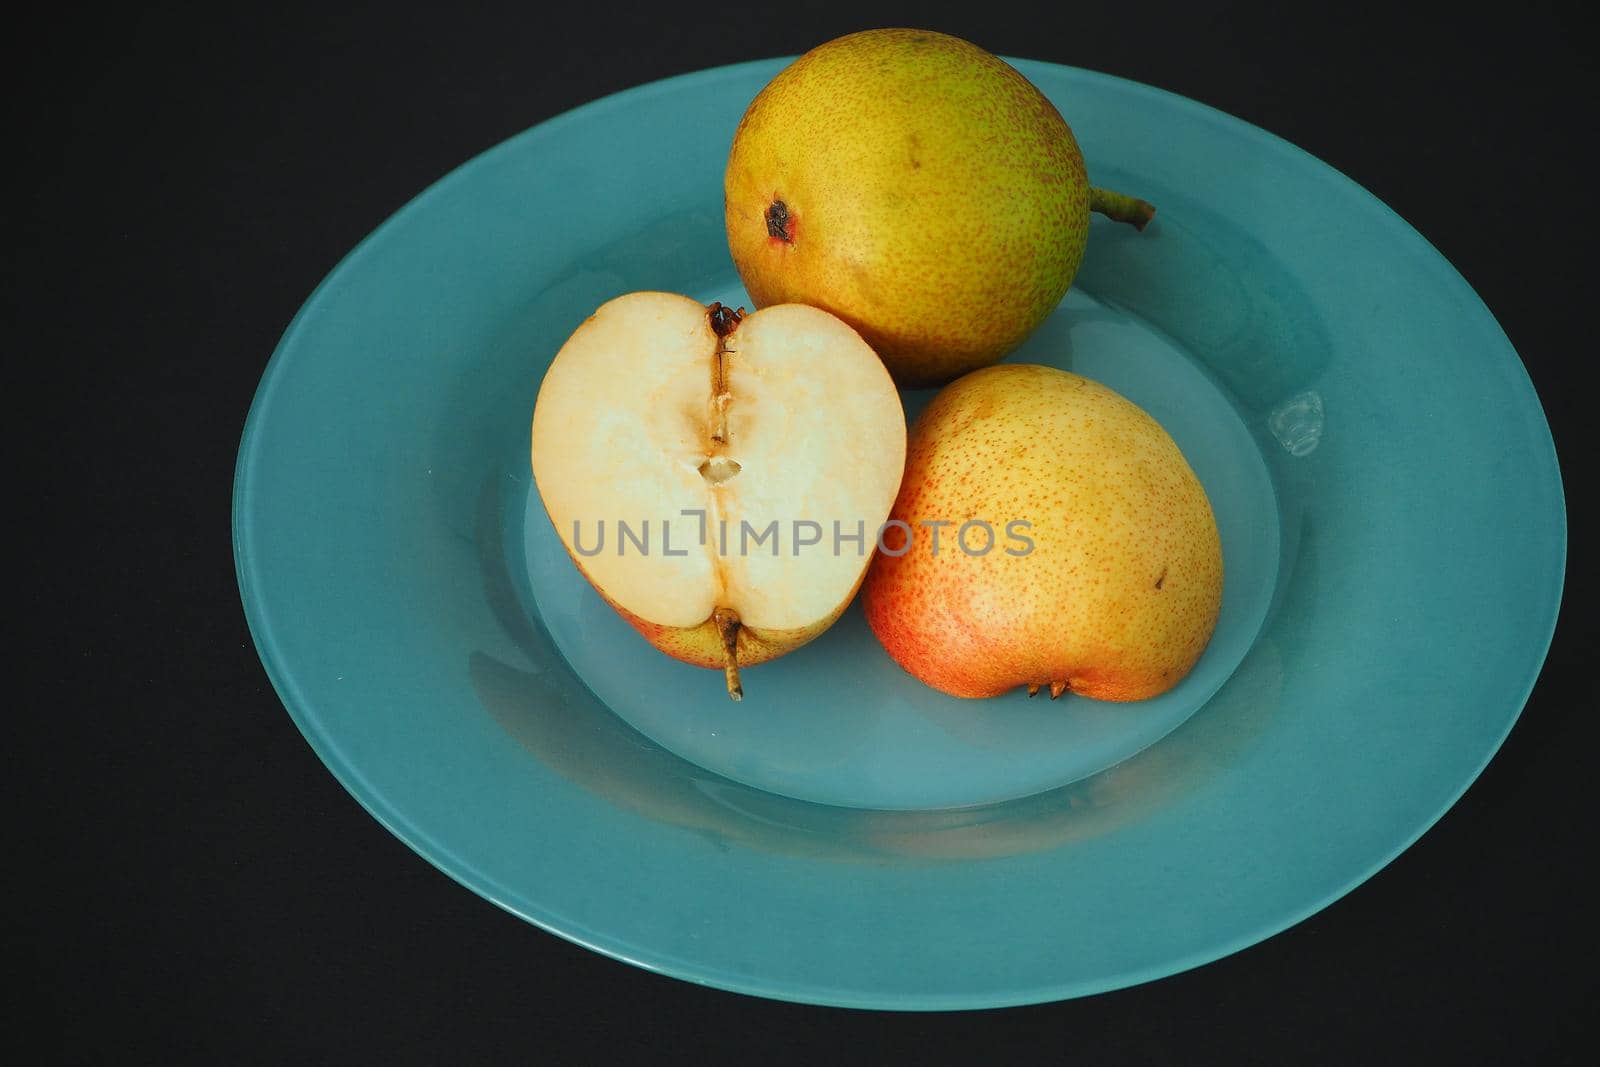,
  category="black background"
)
[15,1,1592,1063]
